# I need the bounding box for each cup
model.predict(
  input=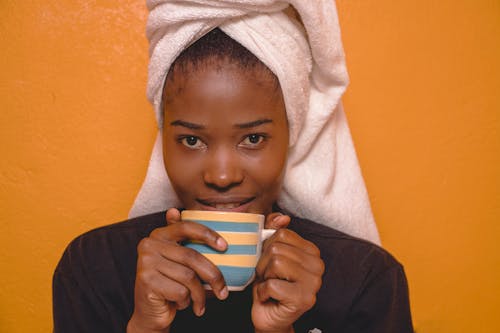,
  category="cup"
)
[181,210,276,291]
